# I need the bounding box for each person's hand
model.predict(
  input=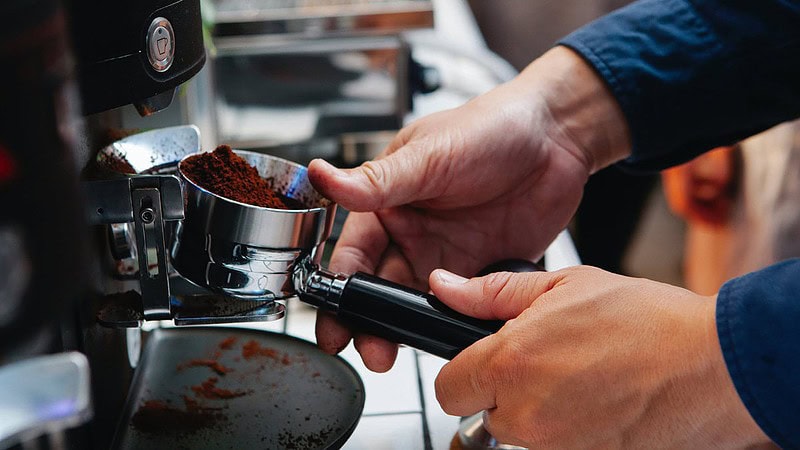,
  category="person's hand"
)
[431,266,774,448]
[307,47,632,371]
